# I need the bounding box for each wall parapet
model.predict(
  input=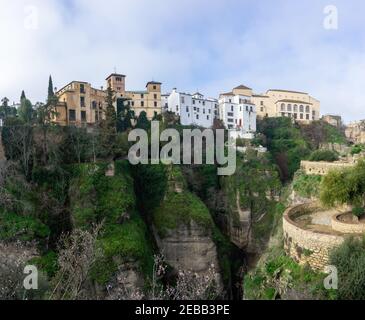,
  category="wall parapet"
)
[300,160,355,176]
[332,214,365,234]
[283,203,345,270]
